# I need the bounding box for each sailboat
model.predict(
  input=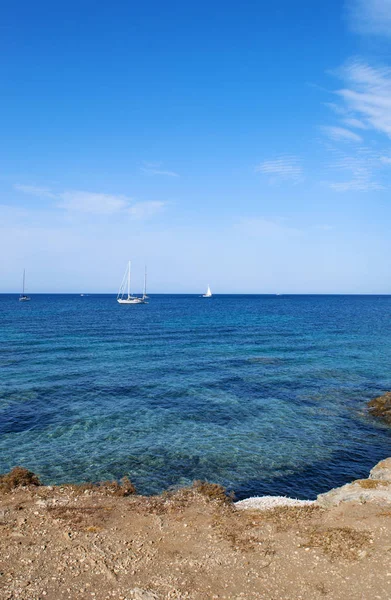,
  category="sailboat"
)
[202,284,212,298]
[117,261,146,304]
[19,269,31,302]
[142,266,149,300]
